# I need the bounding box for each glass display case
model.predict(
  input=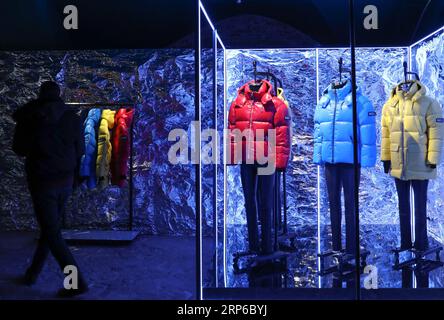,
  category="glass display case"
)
[359,25,444,298]
[197,0,444,300]
[197,0,360,300]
